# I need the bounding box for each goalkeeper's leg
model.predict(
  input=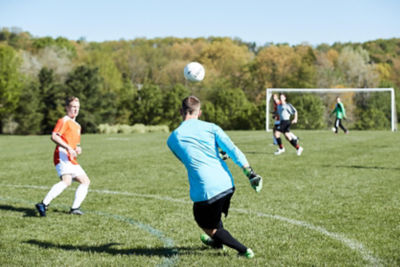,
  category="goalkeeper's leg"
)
[339,119,348,133]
